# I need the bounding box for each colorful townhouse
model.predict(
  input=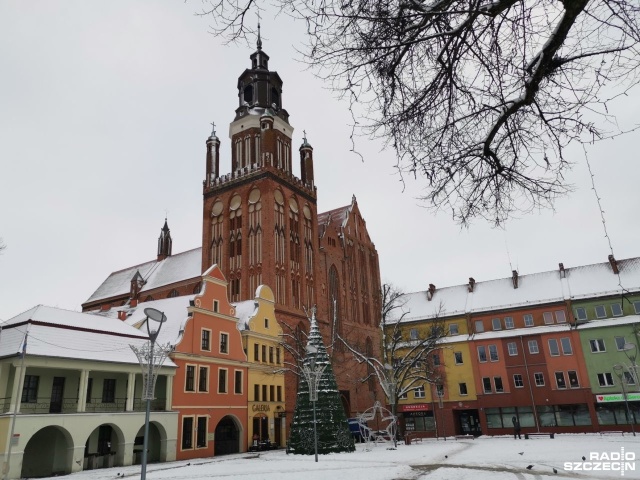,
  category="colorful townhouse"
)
[104,265,250,459]
[235,285,287,448]
[0,306,178,479]
[388,256,640,437]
